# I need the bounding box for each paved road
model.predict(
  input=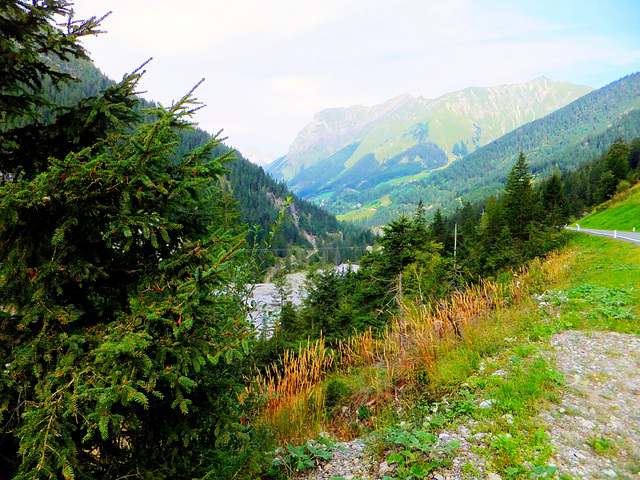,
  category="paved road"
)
[565,226,640,246]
